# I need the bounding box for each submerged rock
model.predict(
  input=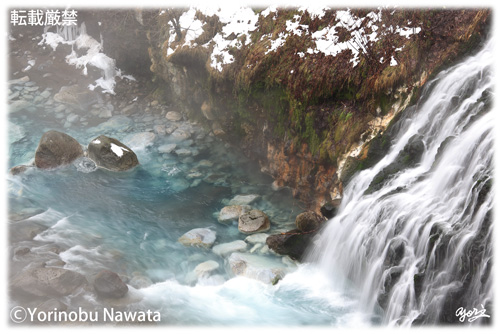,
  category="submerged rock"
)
[123,132,156,151]
[87,135,139,171]
[227,252,287,284]
[11,267,87,298]
[218,205,251,224]
[295,211,325,232]
[178,228,216,248]
[93,270,128,299]
[228,194,261,206]
[194,260,220,277]
[238,209,270,234]
[35,130,84,169]
[212,240,247,257]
